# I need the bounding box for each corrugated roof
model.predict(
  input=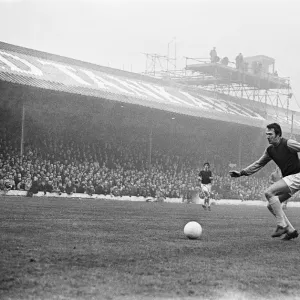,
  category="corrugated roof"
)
[0,41,167,86]
[0,41,298,134]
